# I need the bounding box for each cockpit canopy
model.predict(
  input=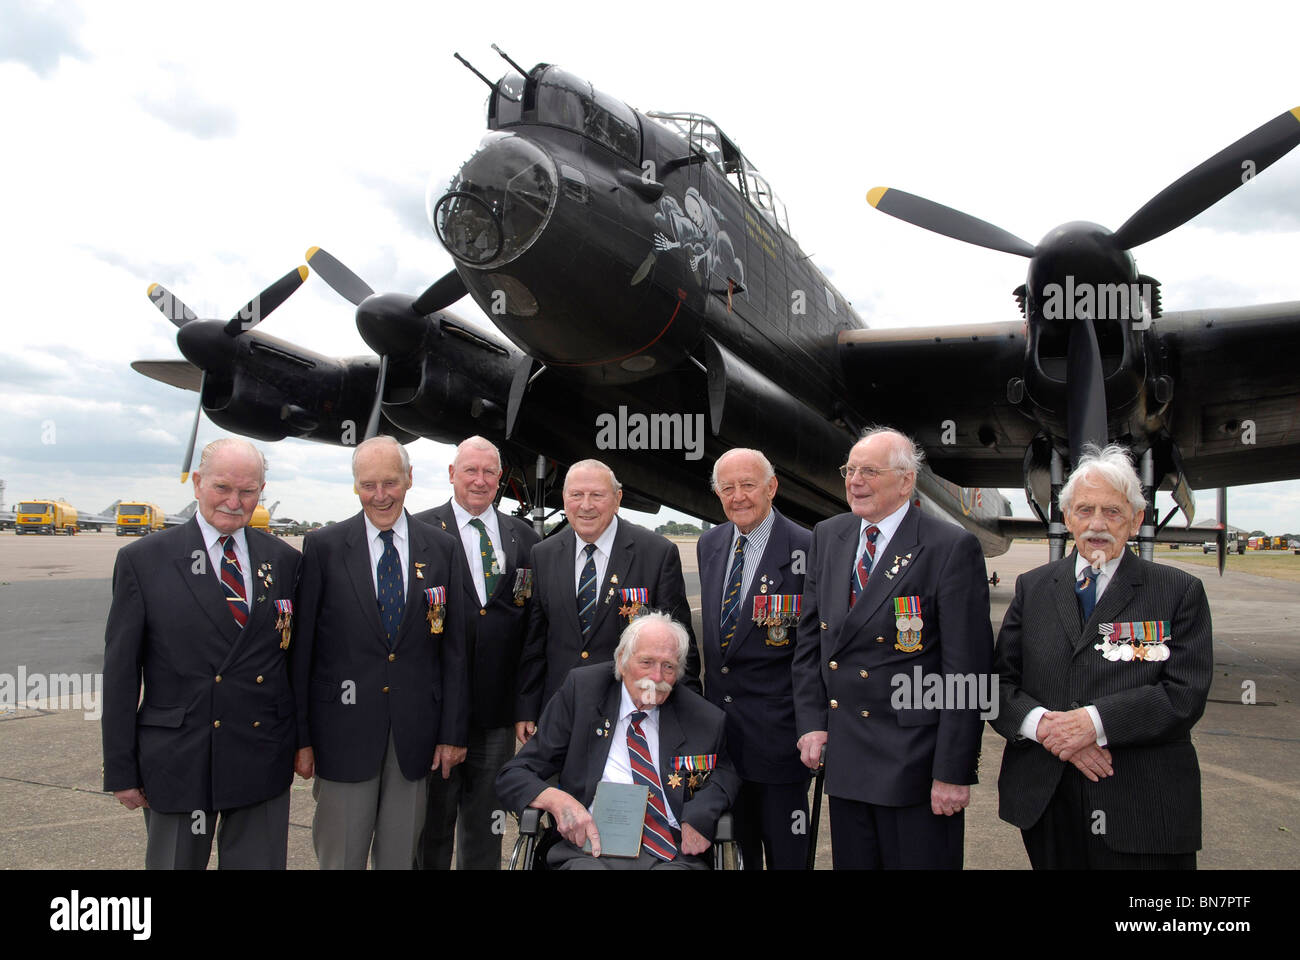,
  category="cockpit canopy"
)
[492,65,641,163]
[647,112,793,238]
